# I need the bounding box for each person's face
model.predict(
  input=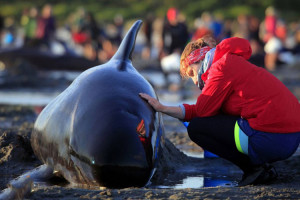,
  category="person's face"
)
[186,61,202,85]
